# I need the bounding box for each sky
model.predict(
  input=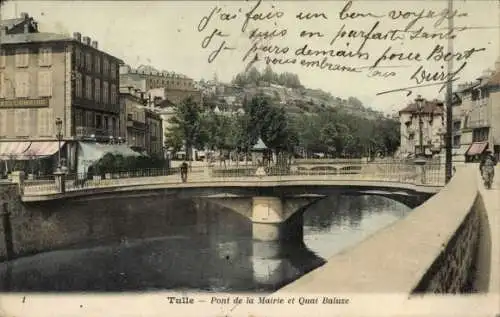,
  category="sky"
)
[2,0,499,114]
